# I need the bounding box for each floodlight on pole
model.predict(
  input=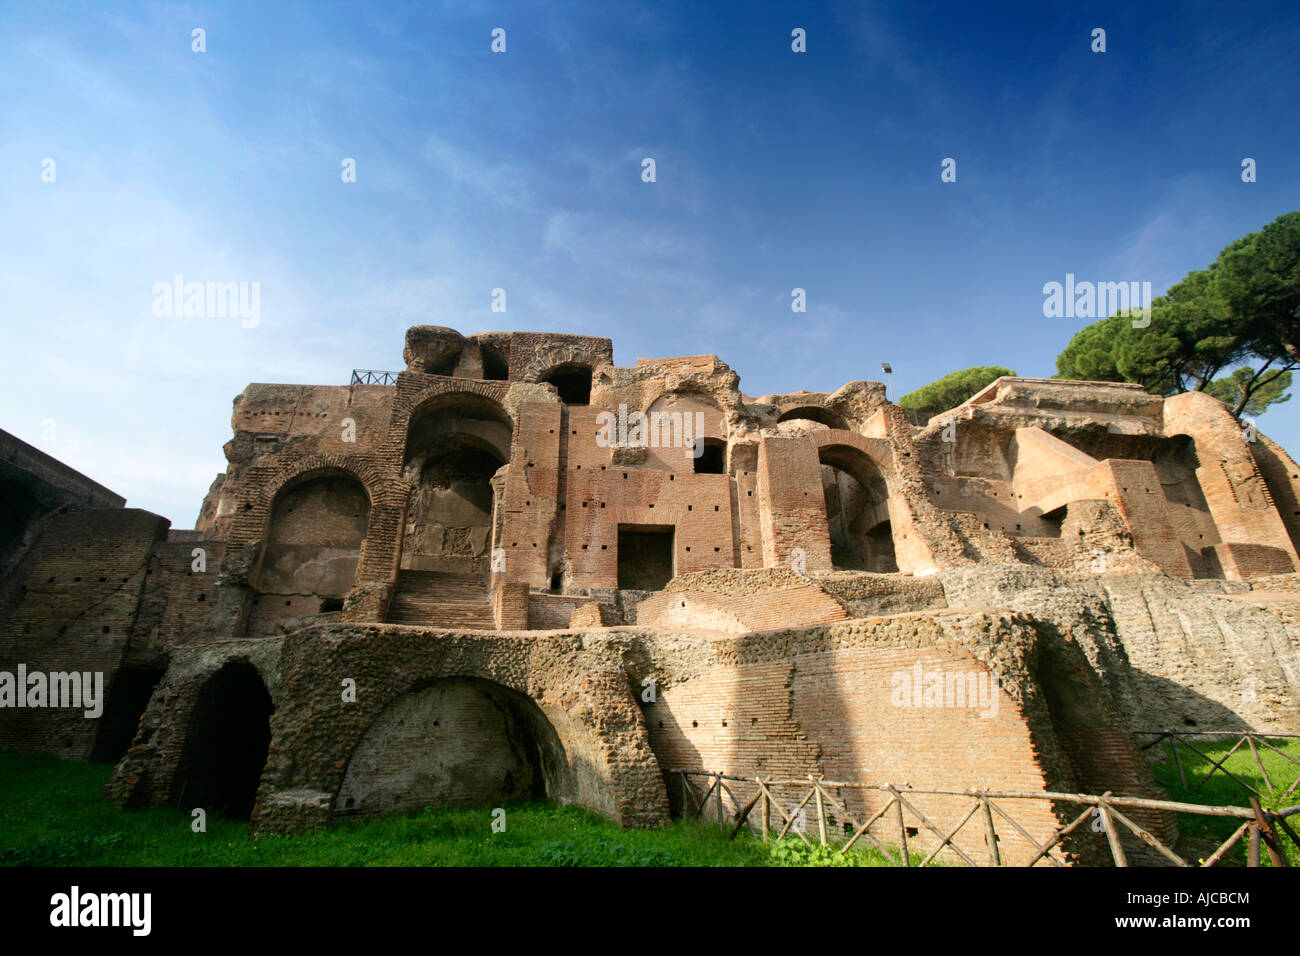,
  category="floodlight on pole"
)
[881,363,893,402]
